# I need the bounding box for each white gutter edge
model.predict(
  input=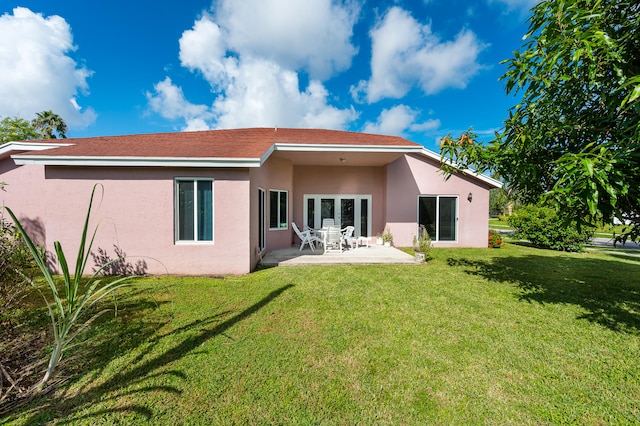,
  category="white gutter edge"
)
[0,141,72,156]
[11,155,262,168]
[272,143,423,153]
